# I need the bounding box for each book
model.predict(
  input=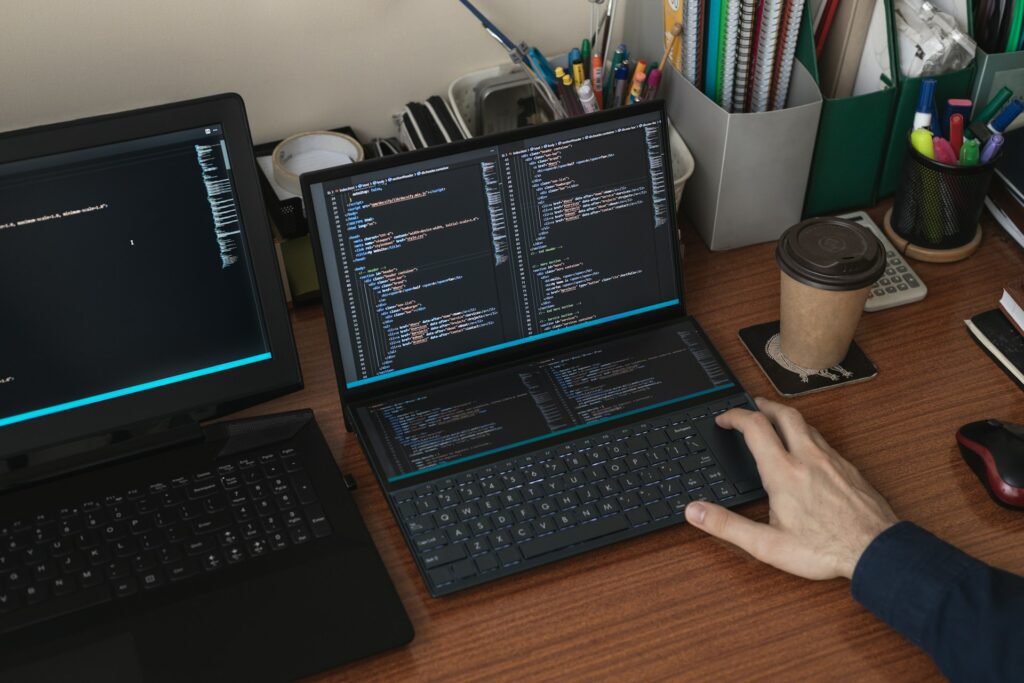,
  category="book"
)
[1000,279,1024,339]
[985,174,1024,248]
[965,309,1024,391]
